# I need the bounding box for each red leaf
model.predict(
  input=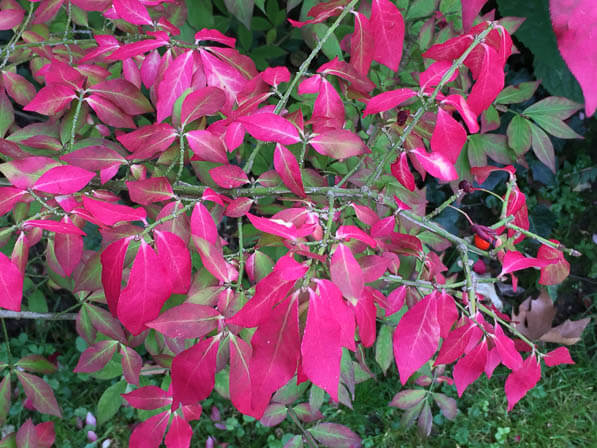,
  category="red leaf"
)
[442,94,480,133]
[499,251,551,276]
[16,371,61,417]
[82,196,147,226]
[165,414,193,448]
[385,286,406,317]
[0,186,26,217]
[117,241,173,335]
[543,346,574,367]
[311,78,345,132]
[86,94,136,129]
[302,289,343,401]
[23,219,86,236]
[187,129,228,164]
[171,337,220,404]
[194,29,236,48]
[209,164,249,189]
[493,324,523,370]
[34,420,55,448]
[419,61,458,89]
[261,66,291,86]
[190,202,219,244]
[249,293,300,418]
[54,217,84,277]
[113,0,152,25]
[199,49,247,113]
[353,288,377,347]
[453,340,488,396]
[154,230,191,294]
[411,148,458,181]
[431,108,467,164]
[3,71,36,106]
[120,345,142,386]
[363,88,416,117]
[100,237,131,316]
[89,79,153,115]
[126,177,174,205]
[274,143,306,198]
[73,340,118,373]
[435,291,458,339]
[310,130,369,160]
[370,0,405,71]
[315,279,356,351]
[107,39,168,61]
[462,0,487,32]
[350,11,374,76]
[147,303,219,339]
[229,335,253,415]
[60,145,127,171]
[246,213,300,241]
[0,252,23,311]
[390,152,415,191]
[181,86,226,125]
[122,386,171,410]
[393,294,440,384]
[336,225,376,248]
[192,236,238,283]
[33,165,95,194]
[237,113,300,145]
[537,241,570,285]
[505,354,541,411]
[129,411,169,448]
[157,50,194,123]
[23,84,76,115]
[466,44,505,115]
[317,58,375,93]
[225,197,254,217]
[0,8,24,30]
[330,244,364,303]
